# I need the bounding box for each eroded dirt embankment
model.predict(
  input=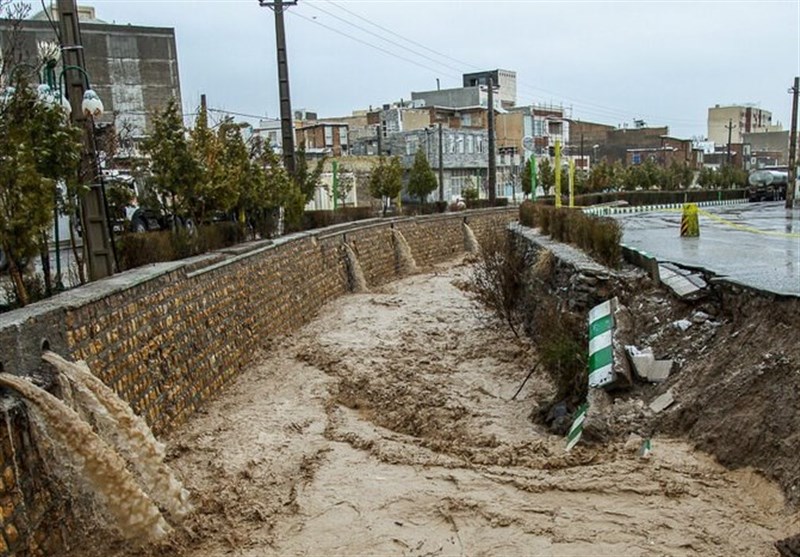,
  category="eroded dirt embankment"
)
[69,258,798,557]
